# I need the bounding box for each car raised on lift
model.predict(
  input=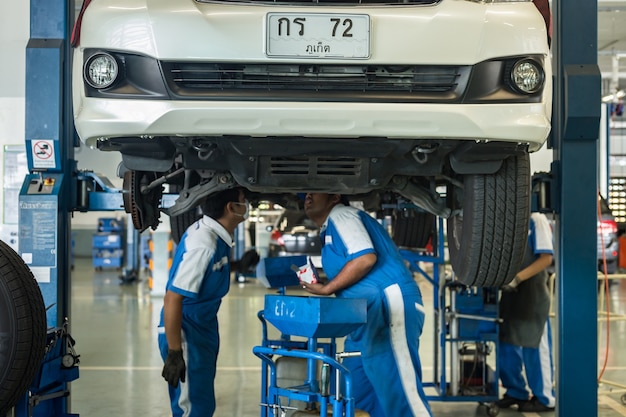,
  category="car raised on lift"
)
[71,0,552,287]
